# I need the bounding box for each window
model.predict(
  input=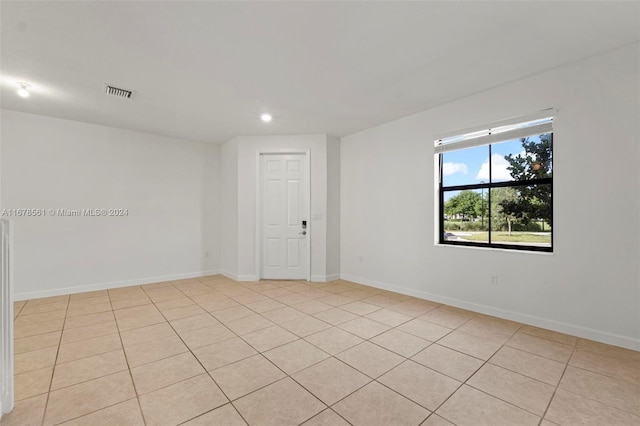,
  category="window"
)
[435,112,553,252]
